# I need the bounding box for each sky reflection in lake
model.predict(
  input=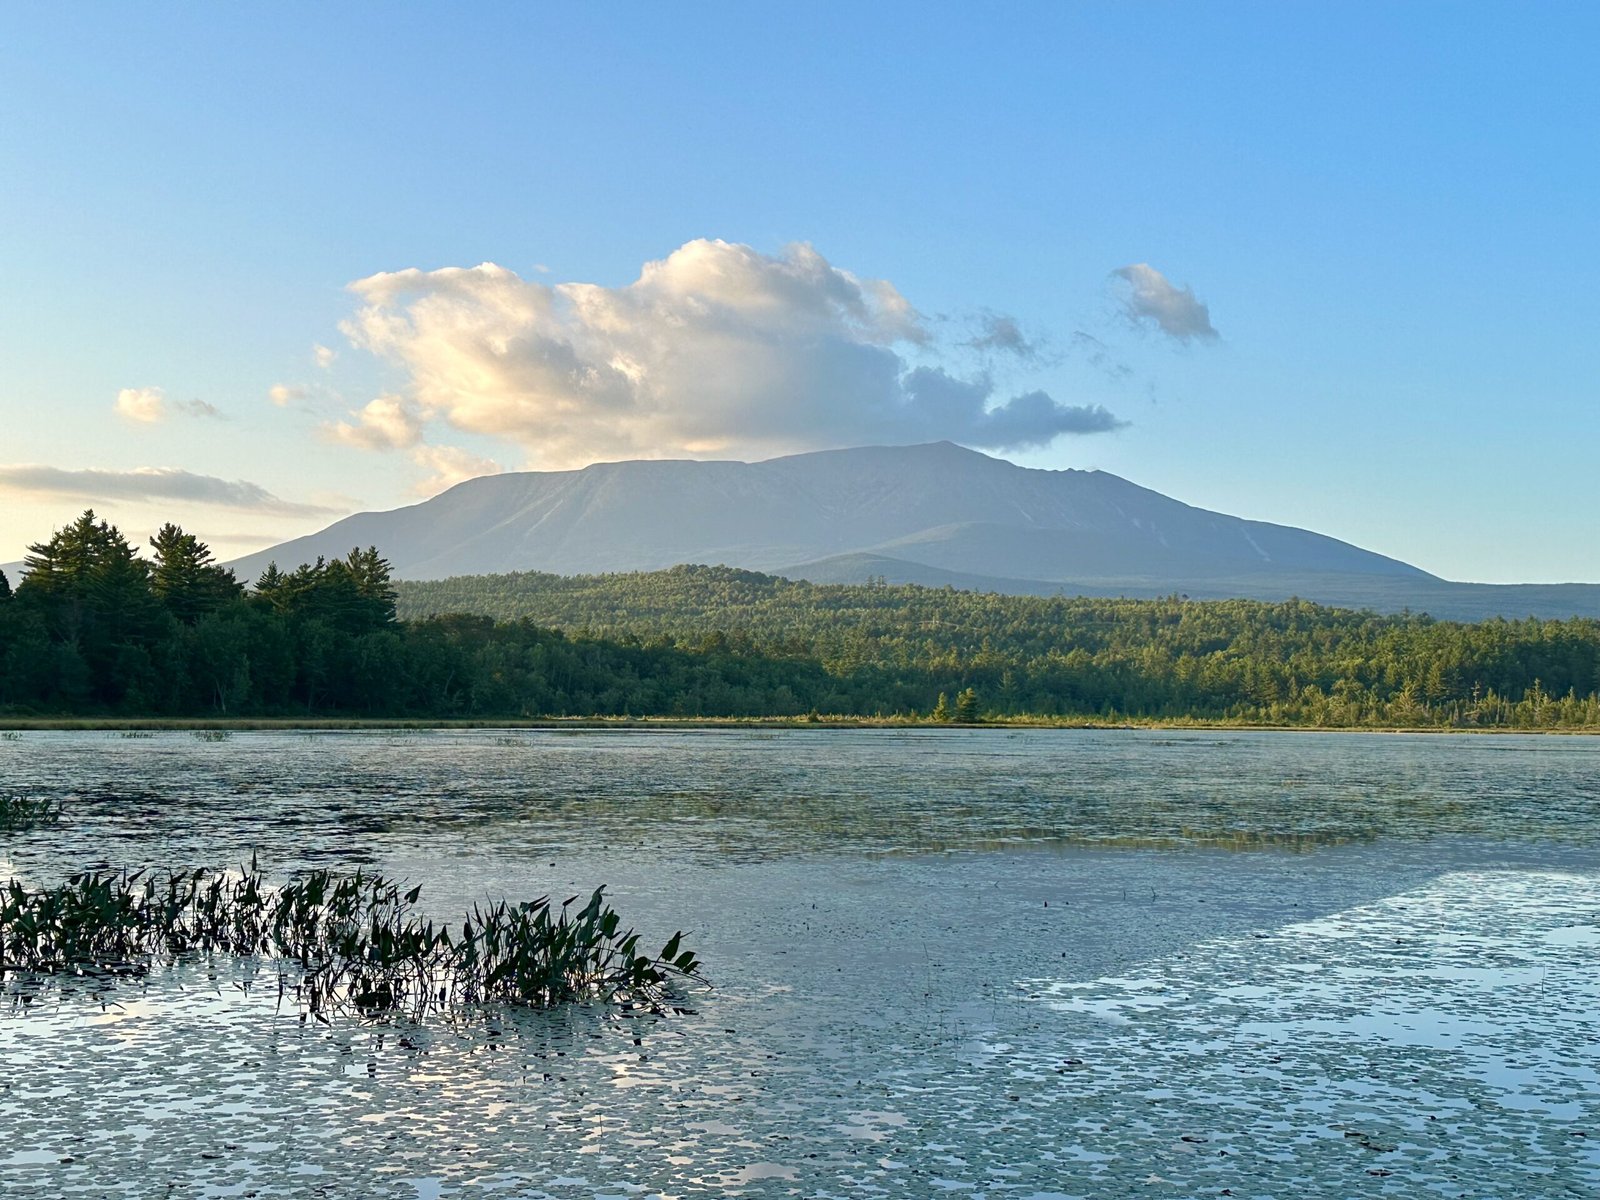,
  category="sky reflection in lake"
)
[1,729,1597,1197]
